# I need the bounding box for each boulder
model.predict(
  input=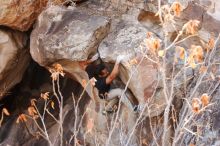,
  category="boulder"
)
[30,5,110,65]
[30,4,165,117]
[98,9,165,117]
[30,5,110,99]
[0,28,30,100]
[206,0,220,21]
[0,0,64,31]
